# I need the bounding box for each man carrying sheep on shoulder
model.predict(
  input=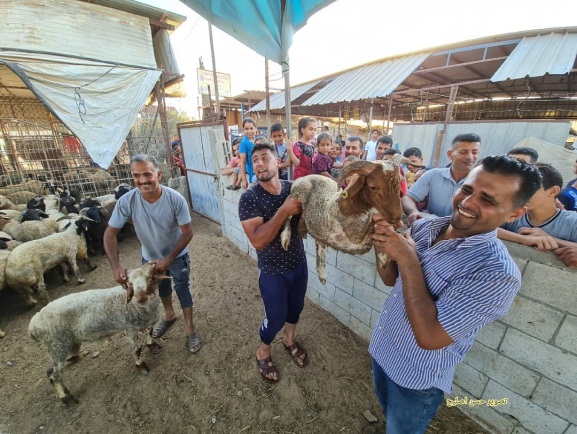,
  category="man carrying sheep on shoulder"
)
[238,141,308,384]
[103,154,201,353]
[369,155,541,434]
